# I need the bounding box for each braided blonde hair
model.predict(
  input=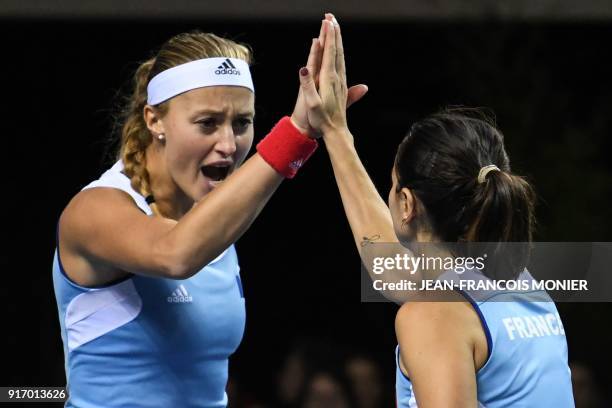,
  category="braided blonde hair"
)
[117,31,252,212]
